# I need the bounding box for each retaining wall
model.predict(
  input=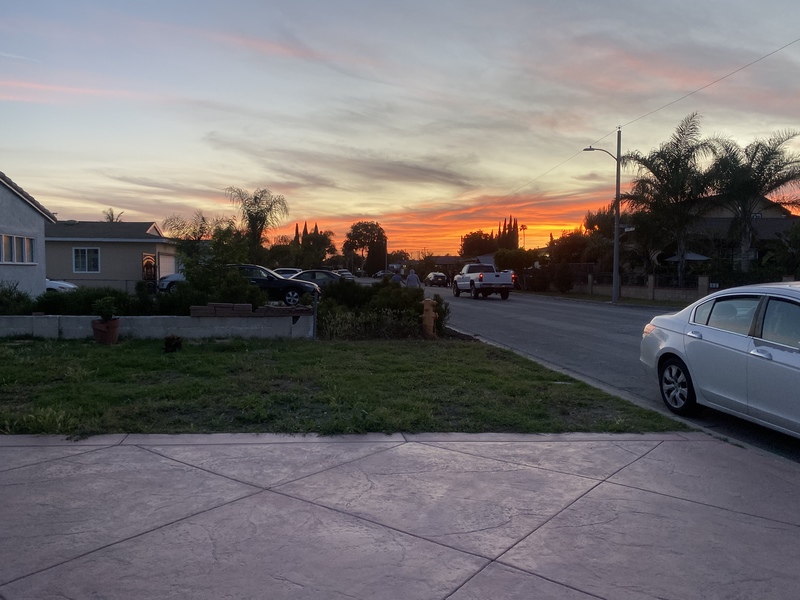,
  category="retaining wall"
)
[0,310,314,340]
